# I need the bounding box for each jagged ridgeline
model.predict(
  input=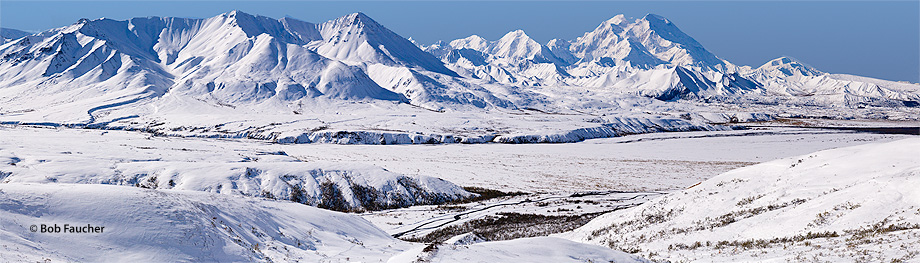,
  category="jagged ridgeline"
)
[0,11,443,118]
[1,10,917,125]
